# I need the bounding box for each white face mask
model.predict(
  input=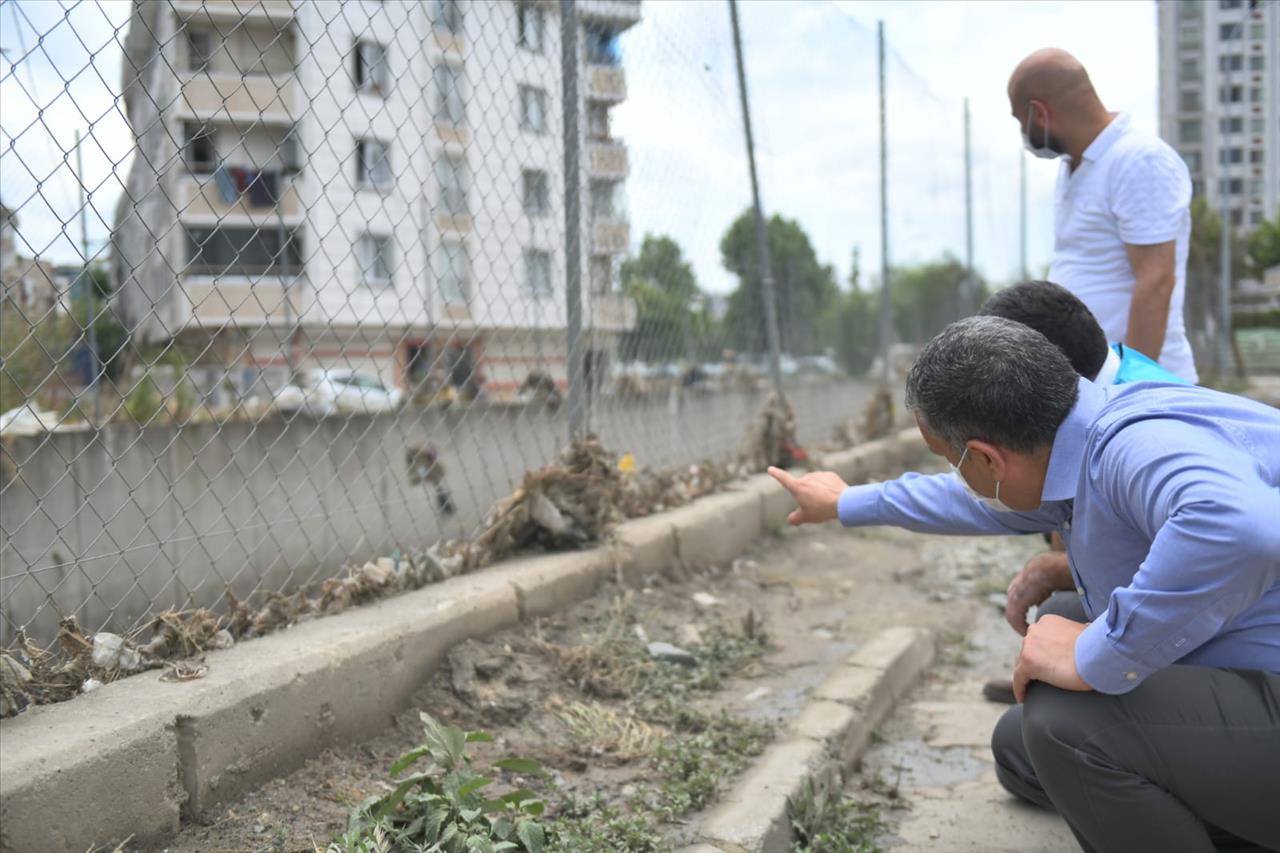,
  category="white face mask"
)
[1022,105,1062,160]
[952,446,1017,512]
